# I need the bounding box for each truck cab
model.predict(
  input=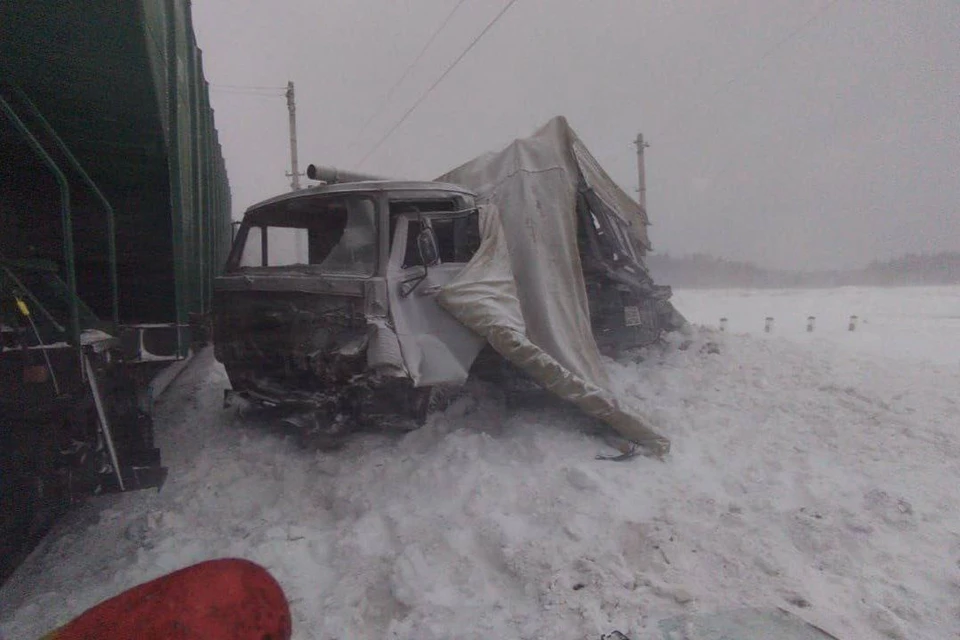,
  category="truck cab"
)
[213,181,486,430]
